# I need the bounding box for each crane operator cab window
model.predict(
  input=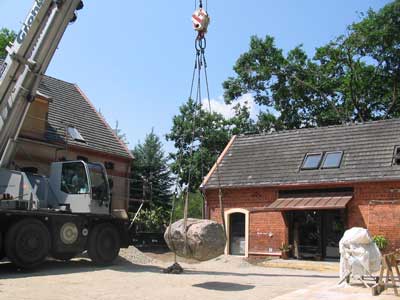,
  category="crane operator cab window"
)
[87,163,110,206]
[61,162,89,194]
